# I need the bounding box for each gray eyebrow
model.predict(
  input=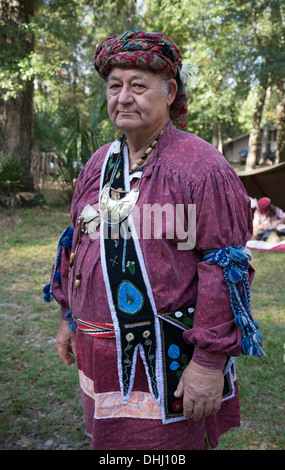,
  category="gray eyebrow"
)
[107,72,147,82]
